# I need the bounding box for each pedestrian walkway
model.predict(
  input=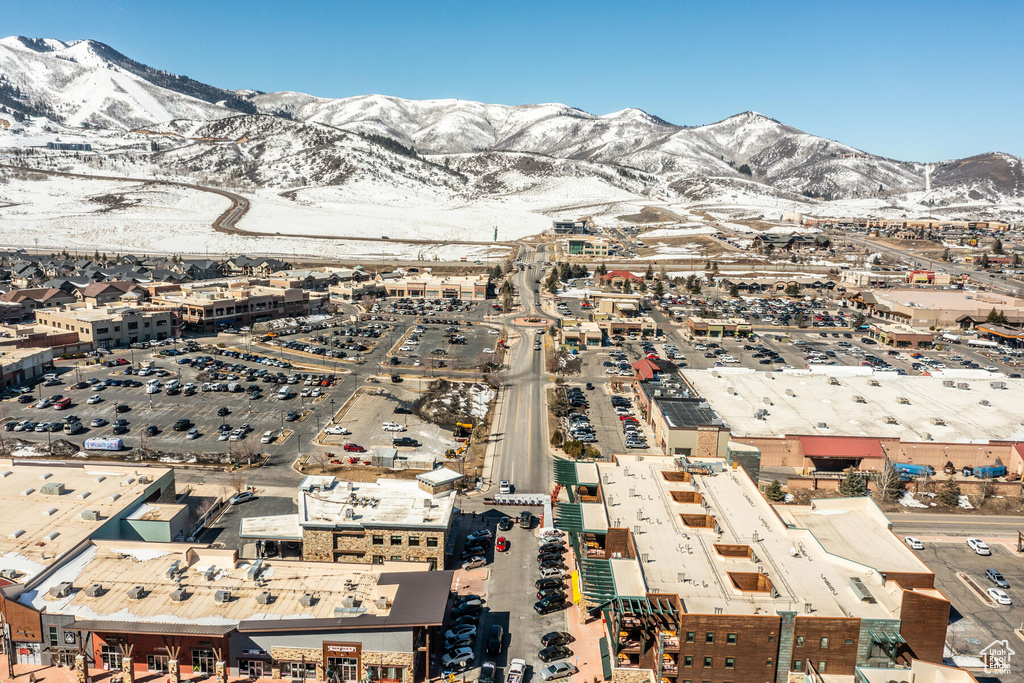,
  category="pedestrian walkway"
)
[0,656,280,683]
